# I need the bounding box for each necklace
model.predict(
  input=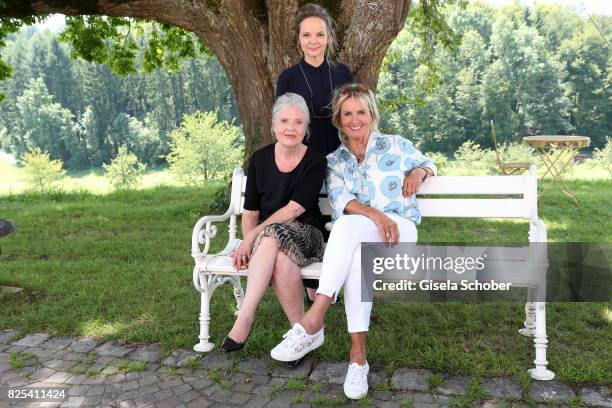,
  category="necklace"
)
[298,60,334,119]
